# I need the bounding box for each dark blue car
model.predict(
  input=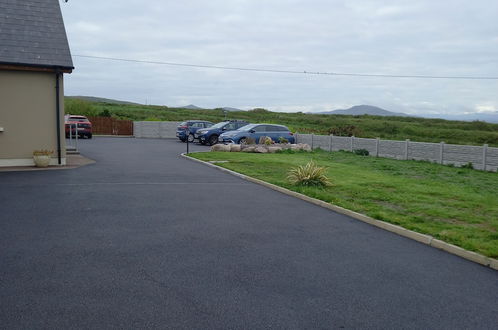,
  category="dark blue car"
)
[176,120,213,142]
[195,120,249,145]
[218,123,295,144]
